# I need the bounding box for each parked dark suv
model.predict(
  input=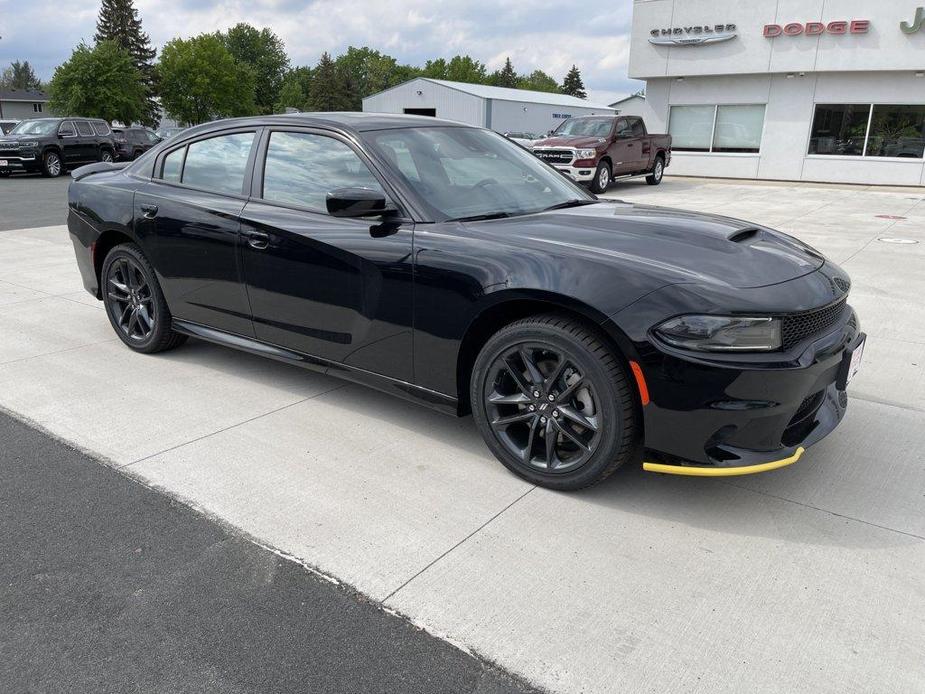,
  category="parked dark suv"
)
[0,117,116,177]
[112,126,161,161]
